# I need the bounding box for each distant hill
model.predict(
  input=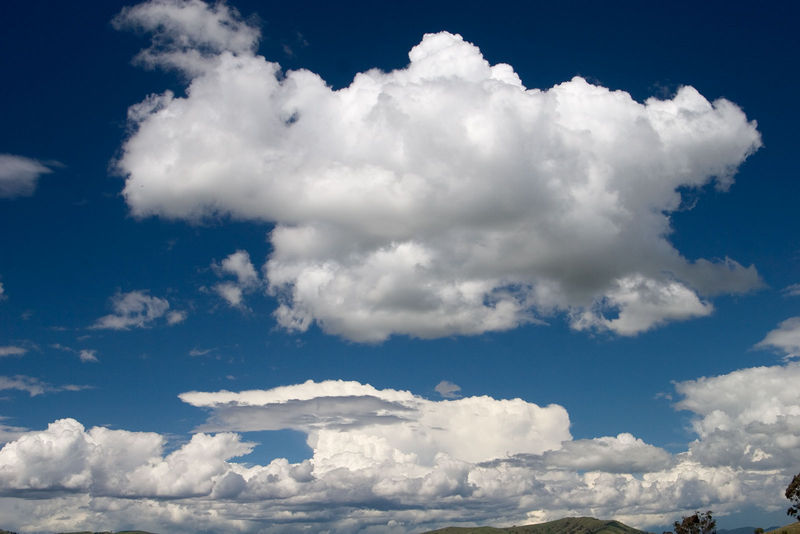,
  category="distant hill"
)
[421,516,651,534]
[719,527,780,534]
[765,523,800,534]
